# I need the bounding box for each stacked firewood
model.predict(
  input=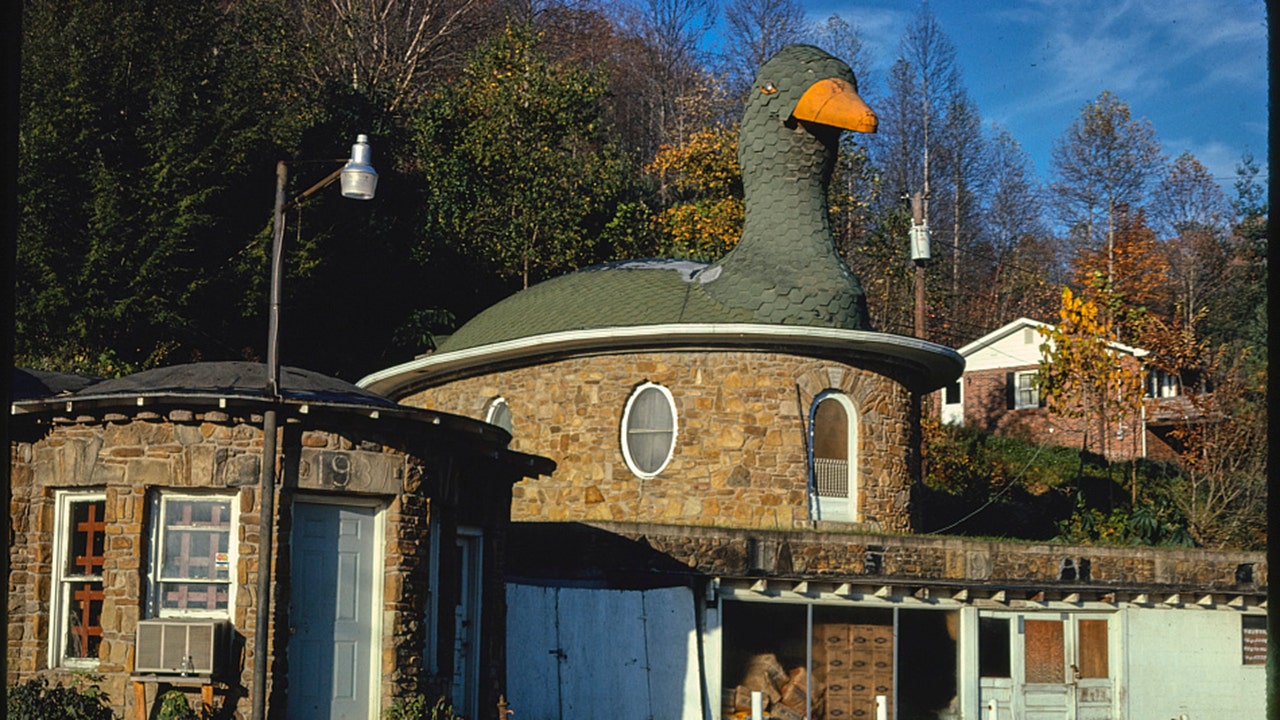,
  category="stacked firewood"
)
[722,653,824,720]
